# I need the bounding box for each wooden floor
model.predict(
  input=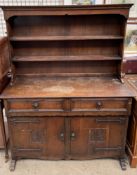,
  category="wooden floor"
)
[0,76,133,98]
